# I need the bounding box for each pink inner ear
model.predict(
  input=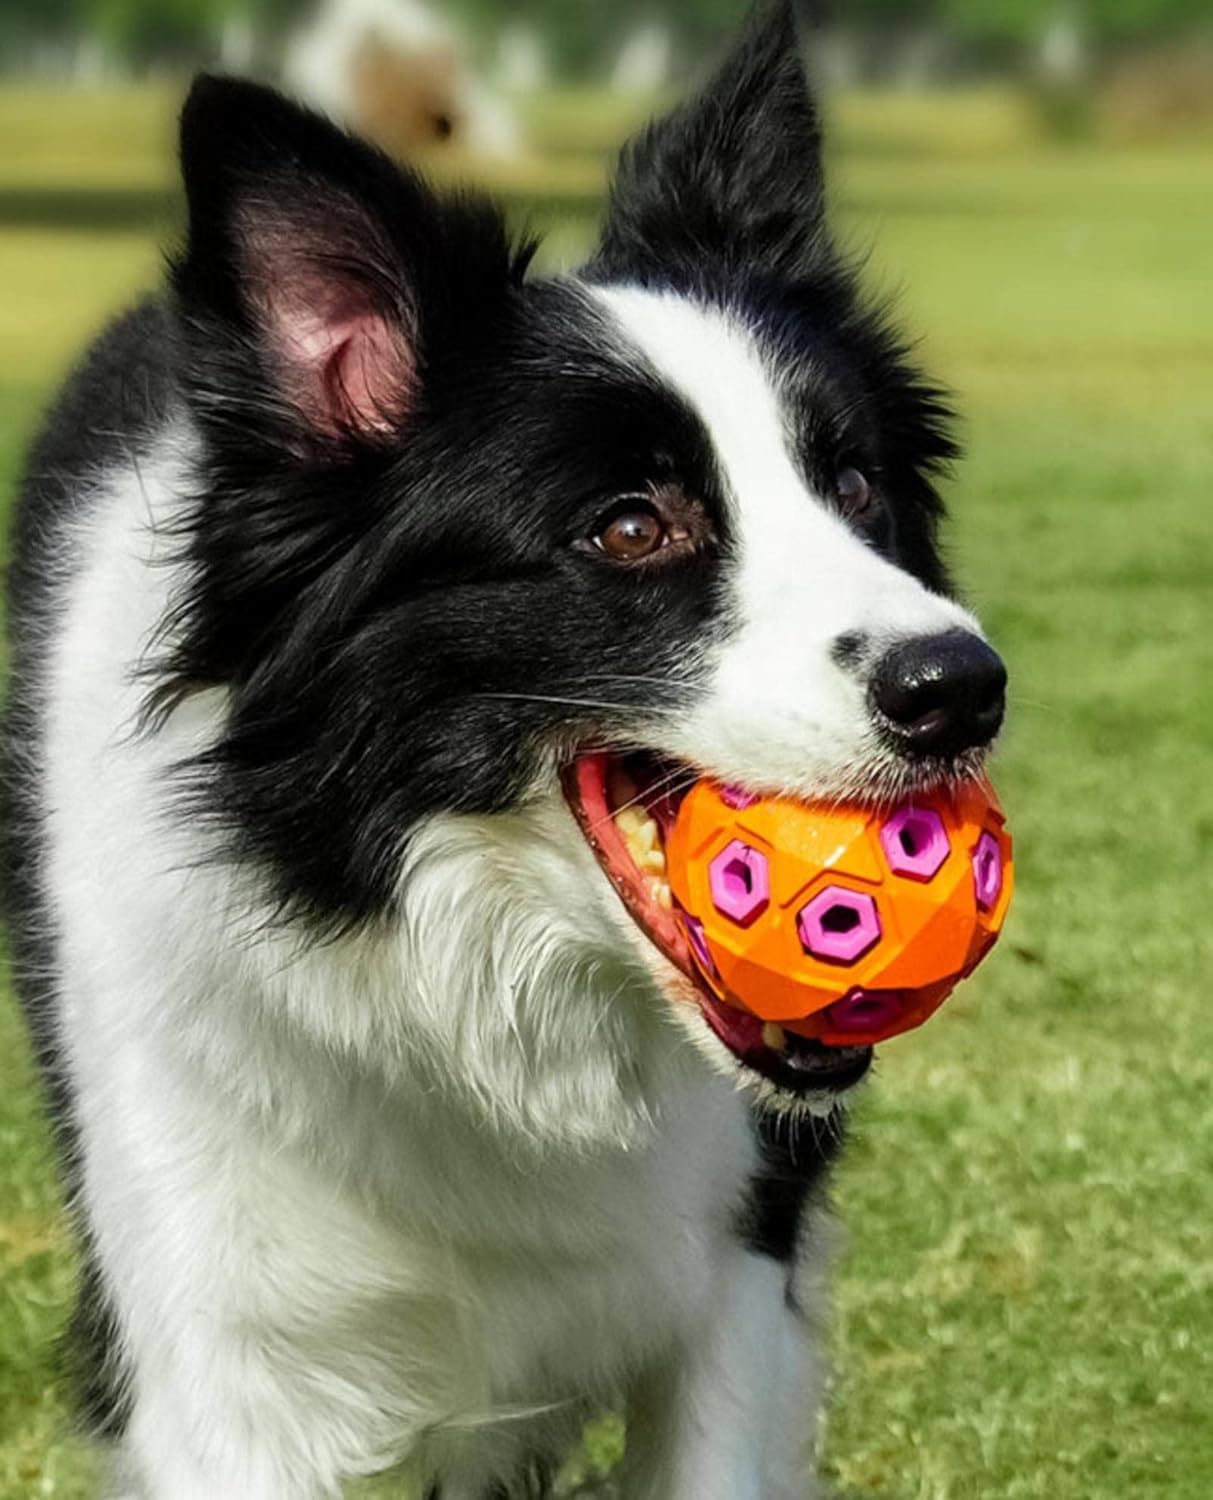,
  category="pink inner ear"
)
[262,267,416,442]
